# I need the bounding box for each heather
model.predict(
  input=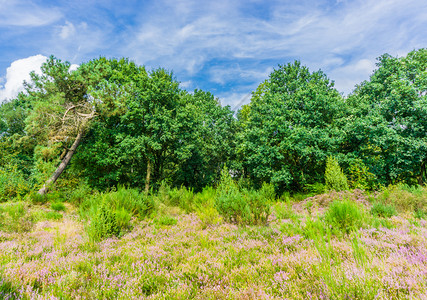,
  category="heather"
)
[1,188,427,299]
